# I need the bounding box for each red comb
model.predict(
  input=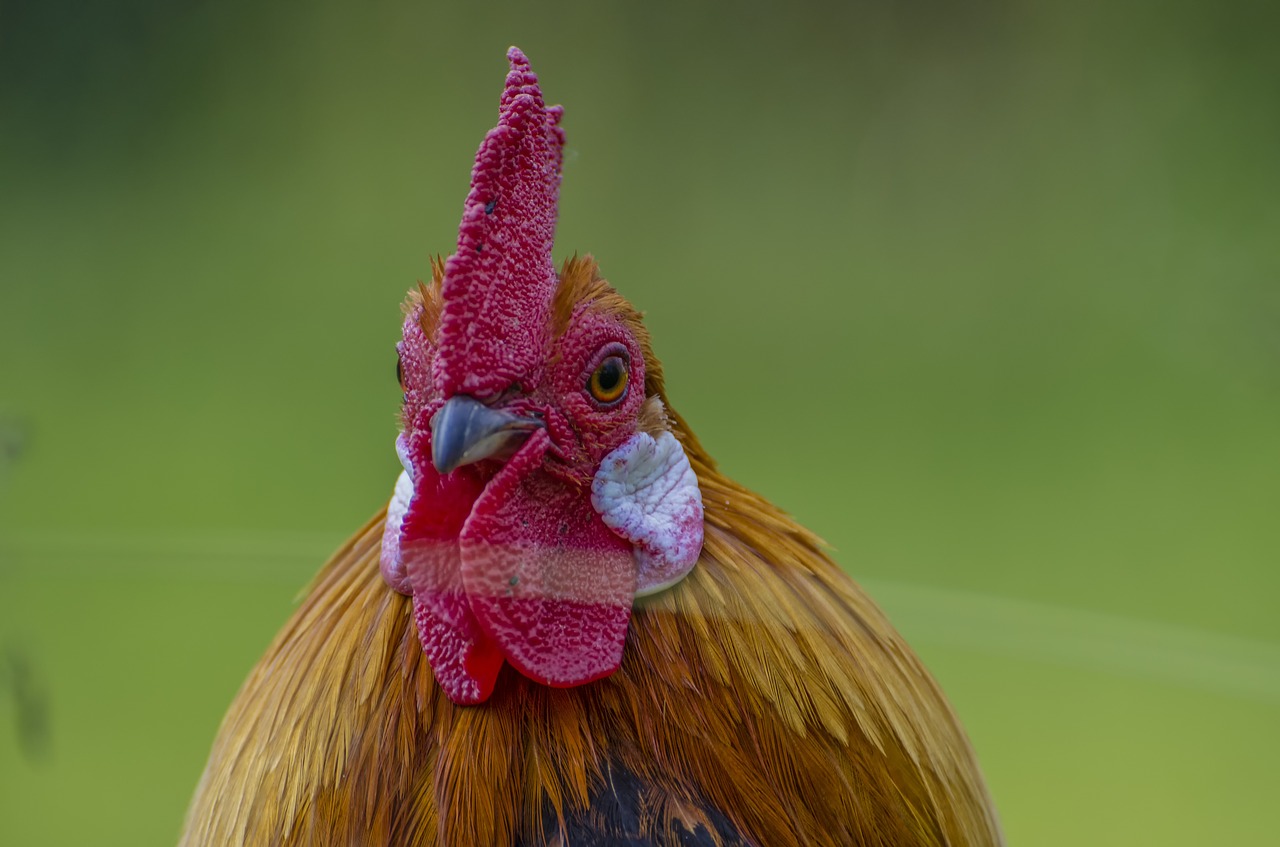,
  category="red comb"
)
[433,47,566,399]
